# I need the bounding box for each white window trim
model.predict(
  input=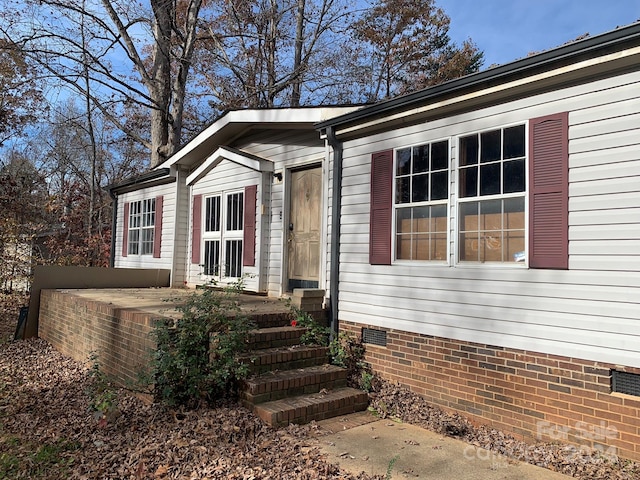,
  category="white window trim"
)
[453,122,529,268]
[391,137,451,266]
[127,198,155,256]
